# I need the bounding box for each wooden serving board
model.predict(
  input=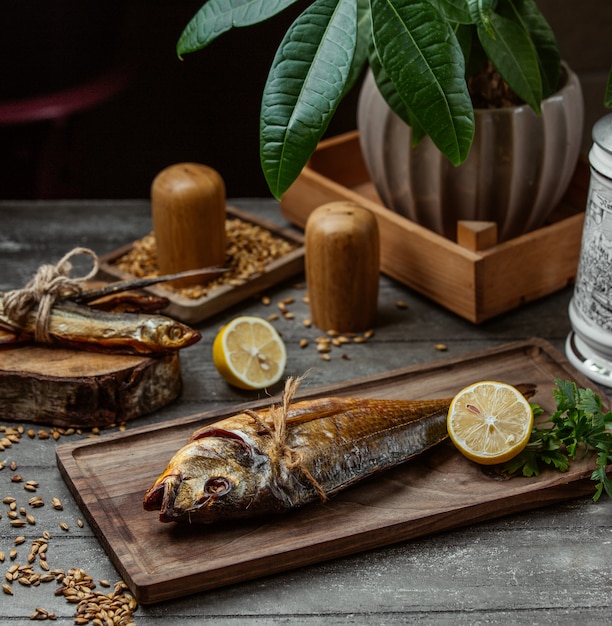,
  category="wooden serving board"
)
[99,204,305,325]
[56,339,606,604]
